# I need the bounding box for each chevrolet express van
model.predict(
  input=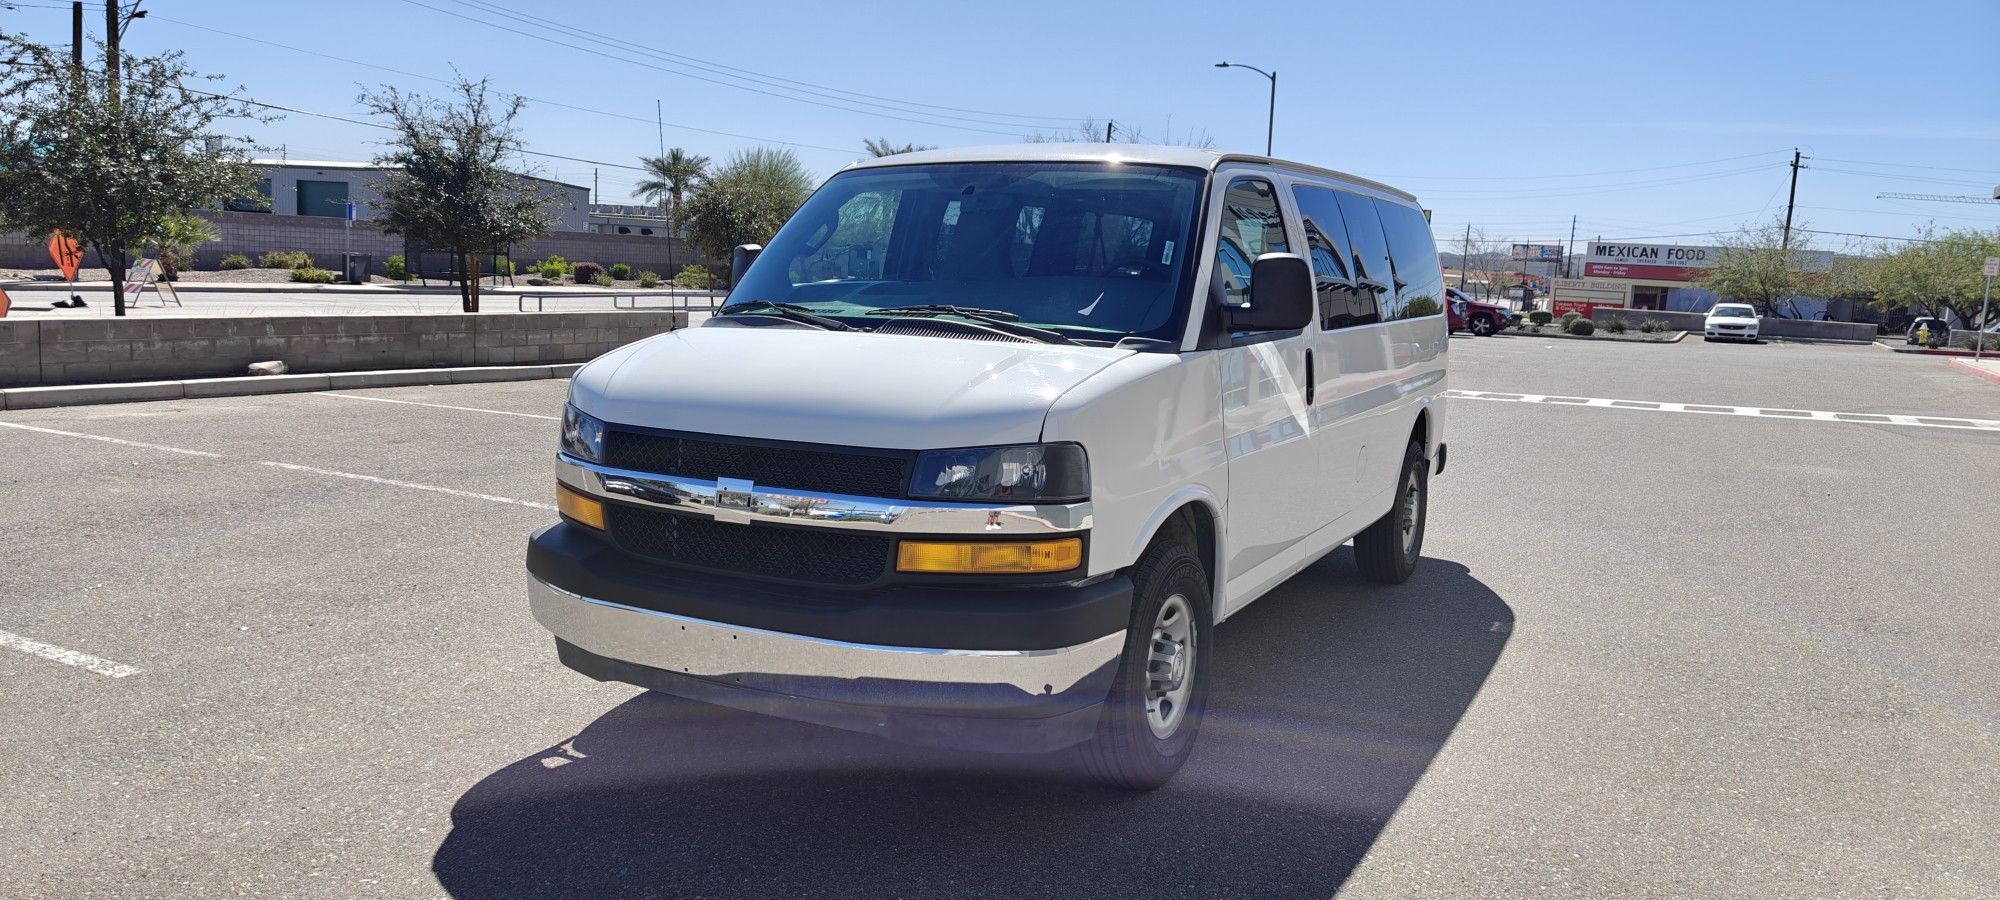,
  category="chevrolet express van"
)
[529,145,1448,788]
